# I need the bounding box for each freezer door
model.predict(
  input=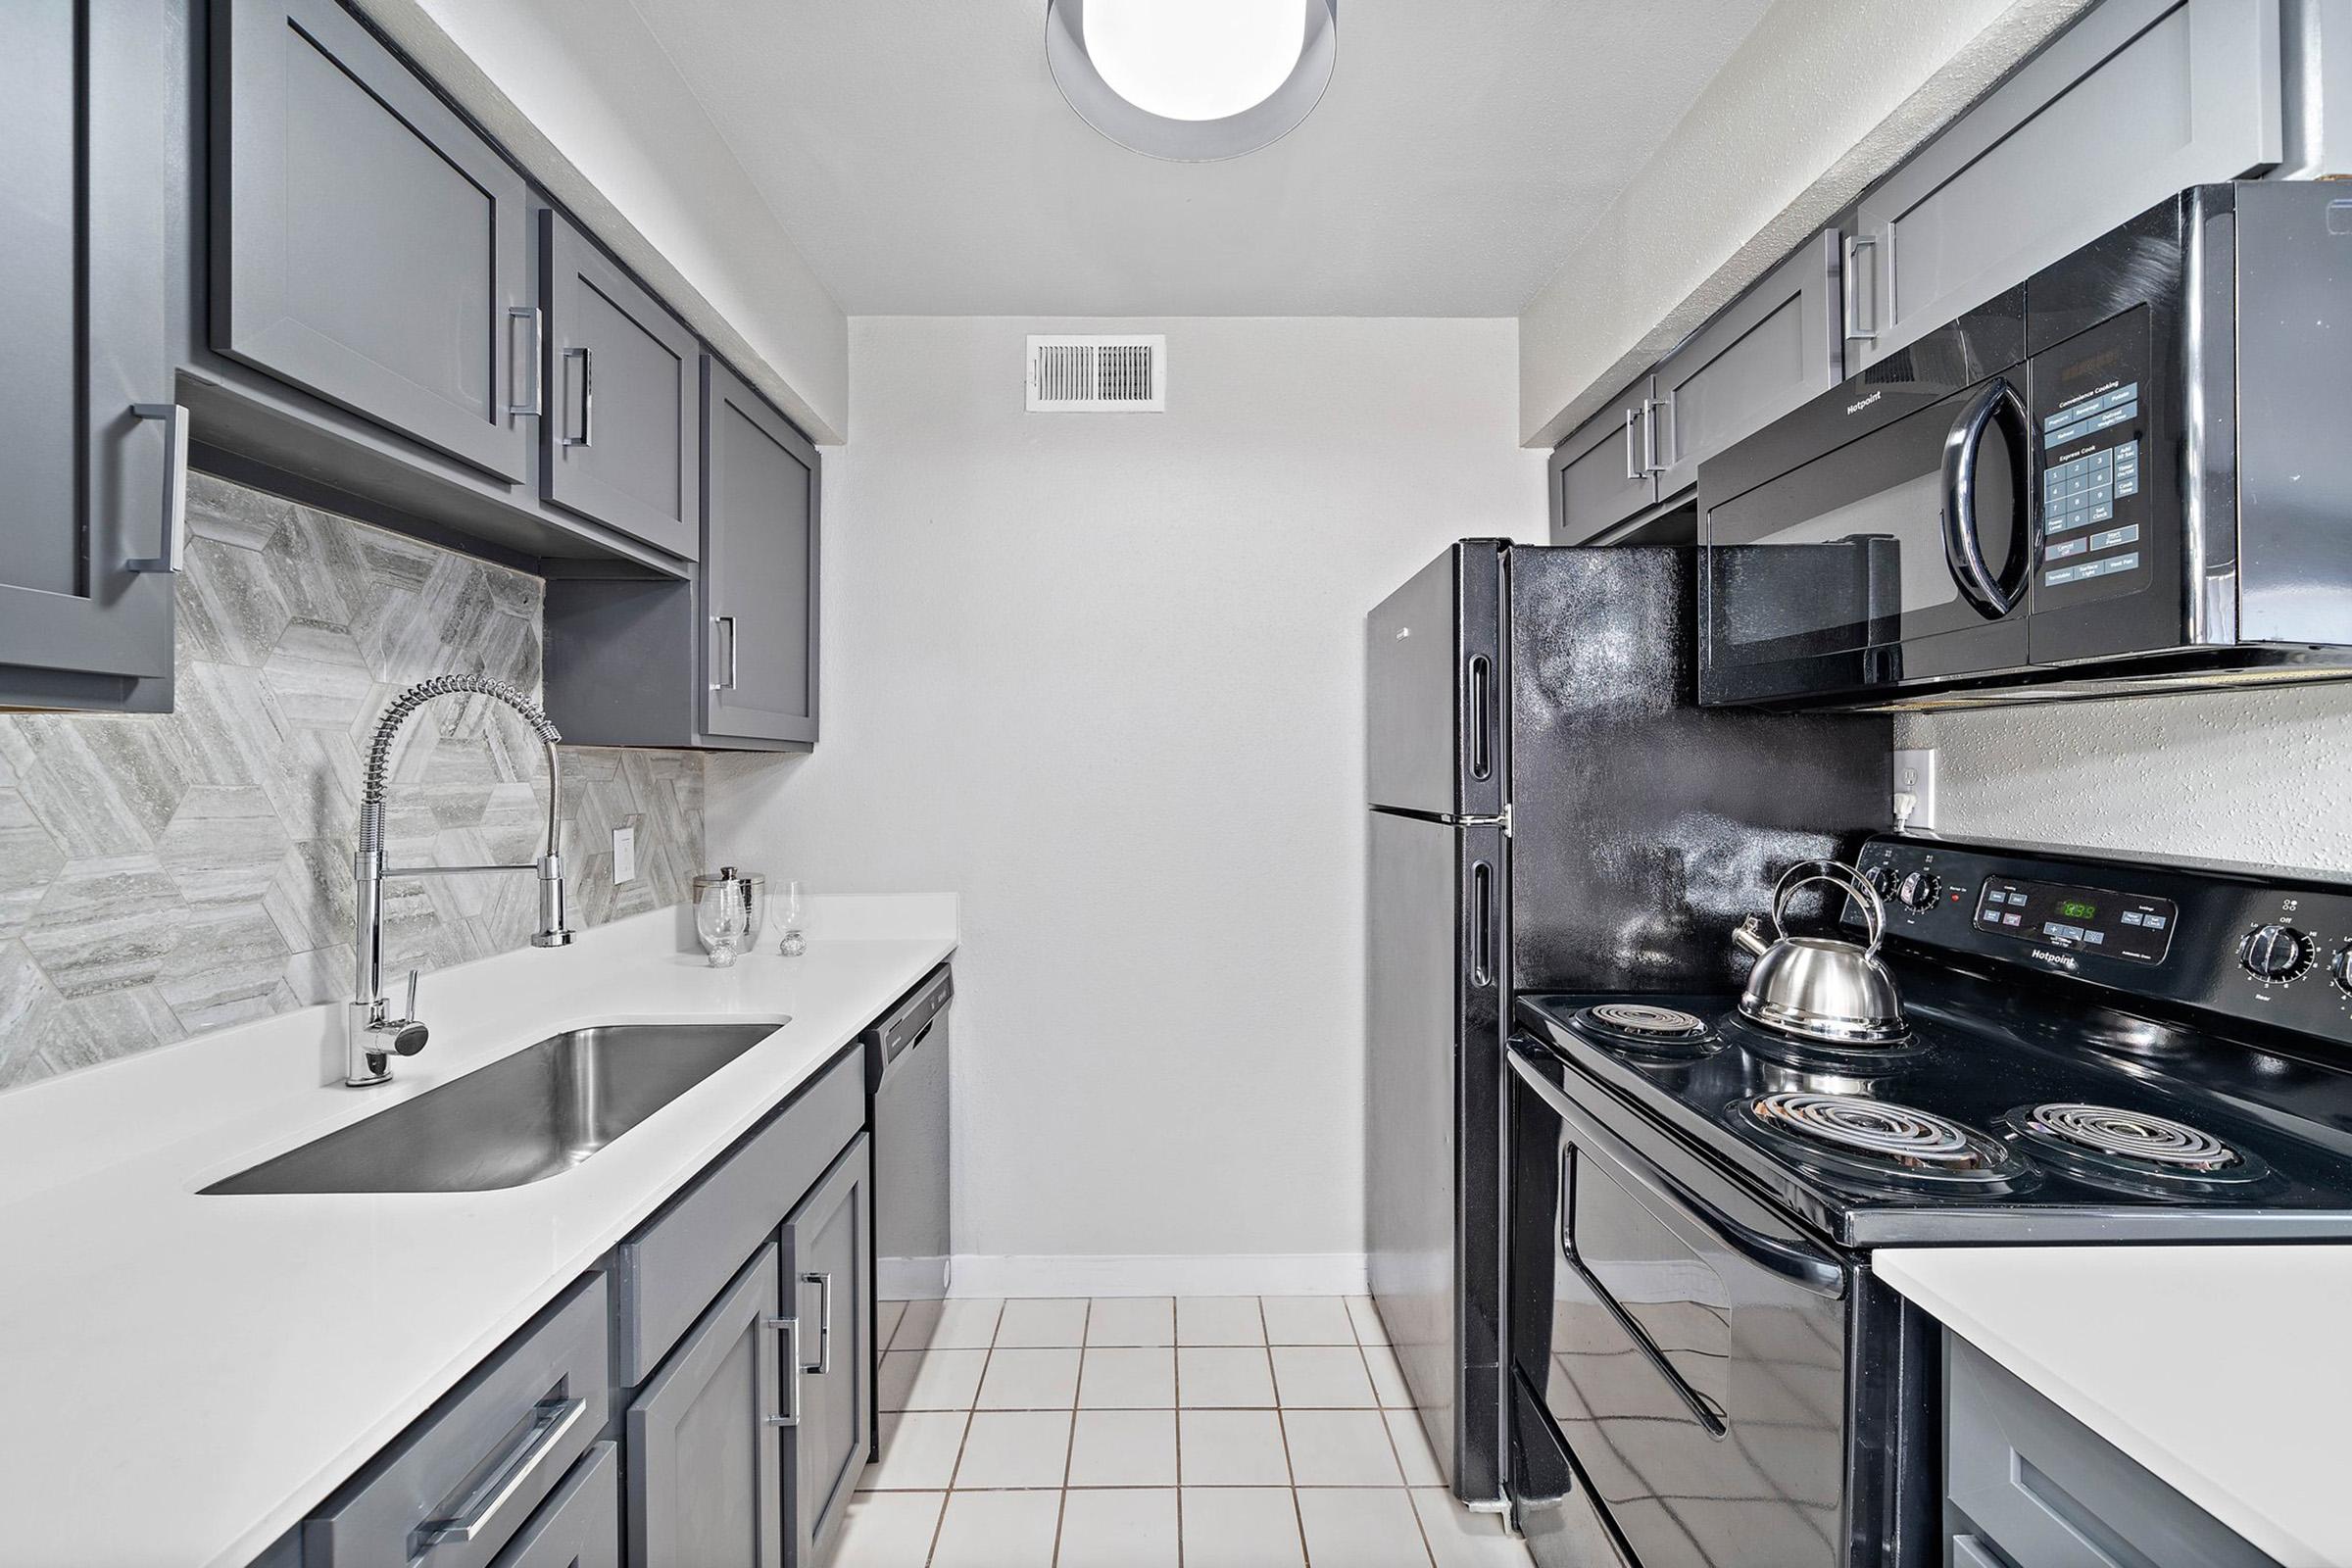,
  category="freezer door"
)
[1365,808,1505,1503]
[1367,541,1505,818]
